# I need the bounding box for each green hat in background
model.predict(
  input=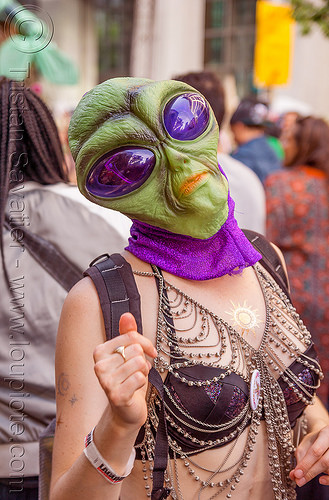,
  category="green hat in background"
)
[0,0,78,84]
